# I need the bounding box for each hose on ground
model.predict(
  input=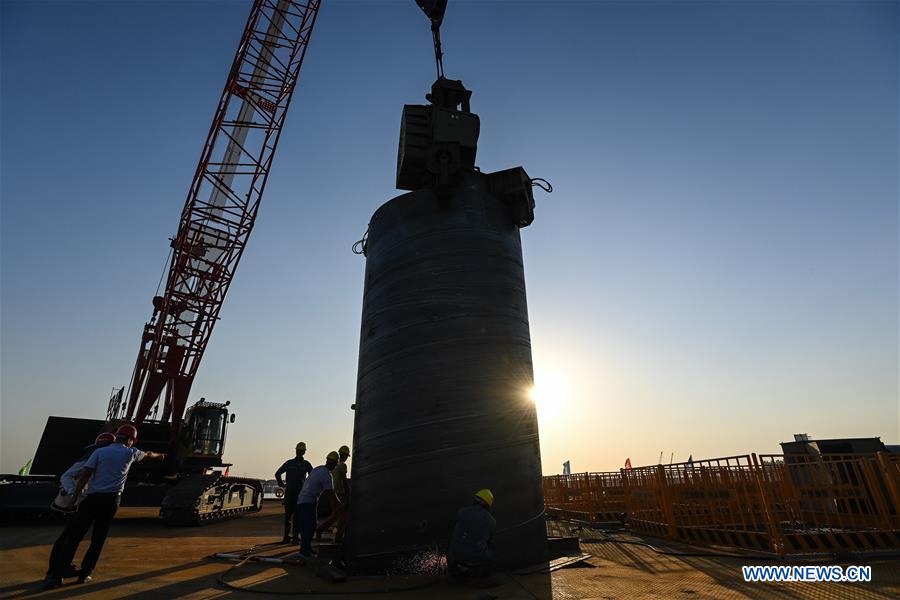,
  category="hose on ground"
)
[209,542,442,595]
